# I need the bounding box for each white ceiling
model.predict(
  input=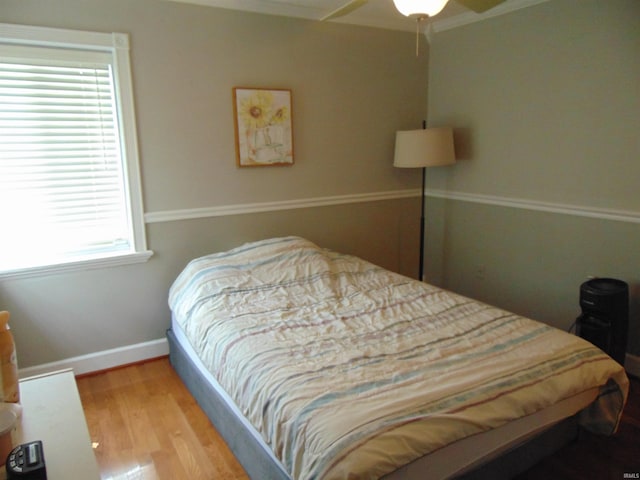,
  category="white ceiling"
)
[166,0,549,33]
